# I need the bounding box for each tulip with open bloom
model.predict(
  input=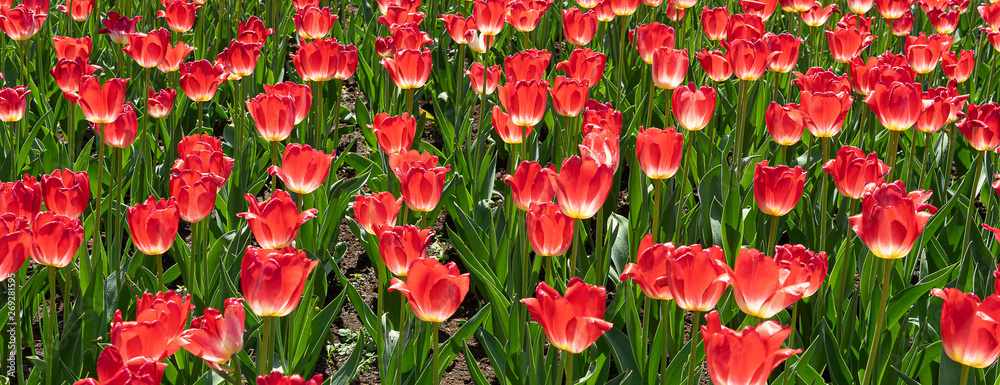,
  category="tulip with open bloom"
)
[916,91,954,134]
[369,112,416,154]
[439,13,475,44]
[263,82,313,125]
[216,40,263,80]
[525,202,575,257]
[547,156,614,219]
[550,76,590,117]
[609,0,641,15]
[94,103,138,148]
[636,126,683,179]
[354,192,401,235]
[652,48,688,90]
[389,150,440,180]
[0,215,31,282]
[765,102,806,146]
[268,144,333,195]
[865,81,924,132]
[122,29,171,69]
[583,101,623,137]
[169,170,222,223]
[943,50,975,83]
[657,244,730,311]
[766,33,804,73]
[696,49,733,82]
[850,181,937,260]
[156,0,199,33]
[633,22,676,65]
[724,38,770,81]
[97,12,141,45]
[377,225,432,276]
[672,82,717,132]
[579,130,620,171]
[239,191,318,249]
[465,29,494,53]
[126,196,180,256]
[247,93,296,142]
[0,5,46,40]
[506,0,547,32]
[504,161,557,211]
[563,8,597,46]
[556,48,606,88]
[620,234,672,300]
[51,59,100,98]
[957,103,1000,152]
[172,149,235,184]
[0,176,42,222]
[905,33,952,75]
[504,49,552,83]
[822,146,890,200]
[179,297,245,370]
[52,36,92,61]
[294,7,336,40]
[753,161,806,217]
[499,79,550,126]
[157,41,197,73]
[381,48,432,90]
[179,60,228,102]
[292,38,356,82]
[0,86,29,123]
[236,15,274,44]
[931,288,1000,368]
[491,107,534,144]
[30,212,84,268]
[466,63,502,95]
[473,0,505,35]
[40,169,90,219]
[117,290,193,362]
[522,278,614,354]
[57,0,94,22]
[241,246,318,317]
[147,88,176,119]
[67,76,128,124]
[727,246,827,319]
[398,165,451,212]
[800,2,839,26]
[876,0,914,19]
[827,27,875,64]
[72,345,166,385]
[389,258,470,323]
[701,311,801,385]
